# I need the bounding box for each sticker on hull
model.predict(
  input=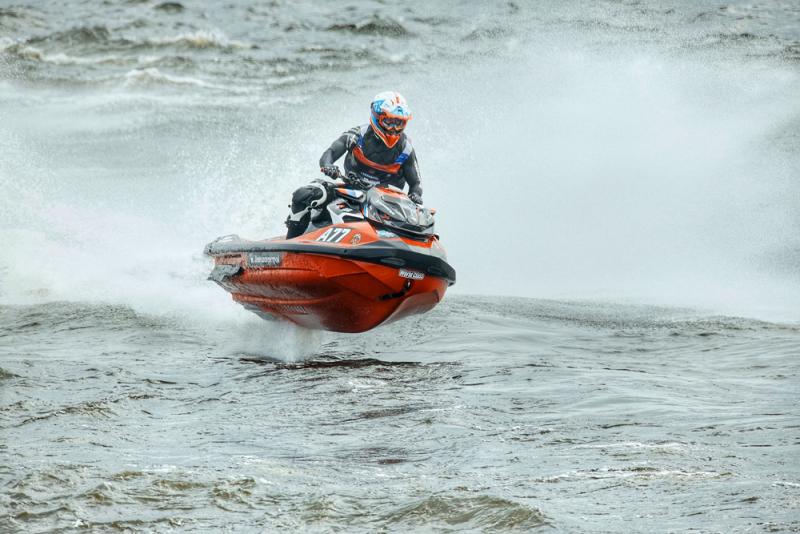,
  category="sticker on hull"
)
[248,252,282,267]
[399,269,425,280]
[316,227,352,243]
